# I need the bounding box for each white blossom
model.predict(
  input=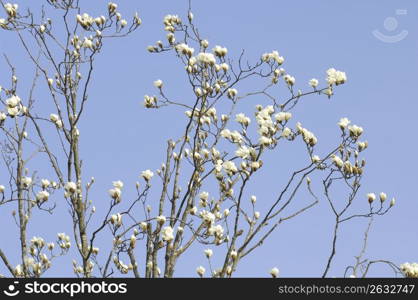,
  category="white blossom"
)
[143,95,157,108]
[30,236,45,248]
[221,129,242,144]
[214,224,224,237]
[274,112,292,122]
[200,210,216,224]
[235,146,252,159]
[204,249,213,258]
[190,206,198,215]
[400,263,418,278]
[108,188,122,201]
[297,123,317,146]
[163,14,181,30]
[227,88,238,99]
[65,181,77,194]
[390,198,395,207]
[358,141,368,151]
[6,95,20,108]
[284,74,295,86]
[311,155,321,163]
[348,125,363,138]
[153,79,163,89]
[21,177,32,188]
[147,45,157,53]
[259,136,273,146]
[110,213,122,226]
[112,180,124,189]
[4,3,18,18]
[41,179,50,189]
[47,242,55,250]
[220,63,229,72]
[326,68,347,86]
[140,222,148,231]
[0,111,6,121]
[222,160,238,175]
[38,24,46,33]
[50,113,59,122]
[200,39,209,48]
[270,267,279,278]
[367,193,376,204]
[175,43,194,57]
[196,266,206,277]
[235,113,250,126]
[7,106,20,117]
[82,37,94,49]
[261,50,284,64]
[14,264,24,277]
[220,129,231,139]
[250,161,262,171]
[309,78,319,88]
[281,127,292,138]
[141,169,154,181]
[338,117,351,129]
[120,19,127,27]
[94,16,105,26]
[162,226,174,241]
[196,52,216,65]
[212,45,228,57]
[332,155,344,168]
[57,233,68,241]
[0,18,7,28]
[108,2,118,13]
[199,191,209,201]
[76,13,94,29]
[156,215,166,224]
[199,115,211,125]
[166,33,175,44]
[230,250,238,260]
[323,87,333,97]
[36,190,50,202]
